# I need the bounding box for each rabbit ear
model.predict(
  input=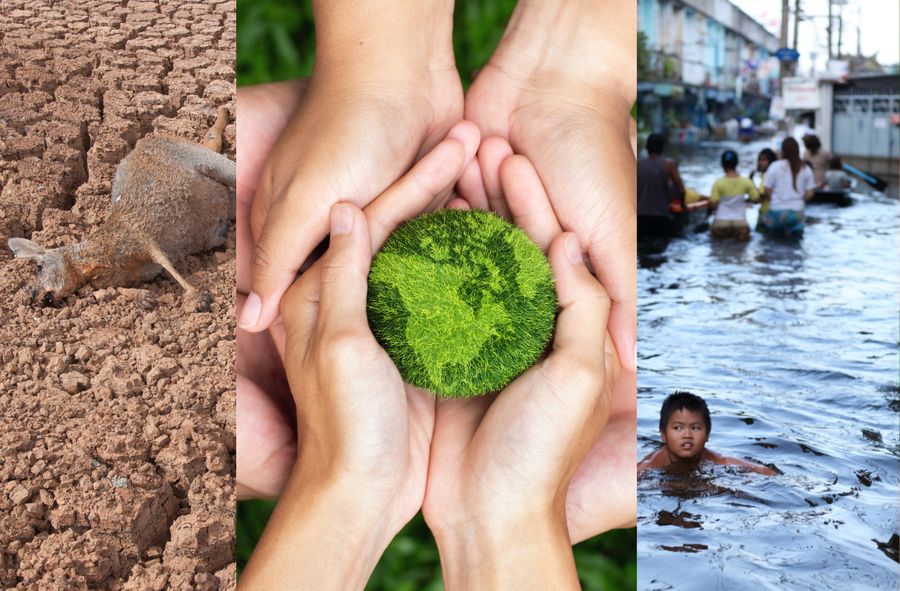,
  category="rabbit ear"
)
[8,238,47,261]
